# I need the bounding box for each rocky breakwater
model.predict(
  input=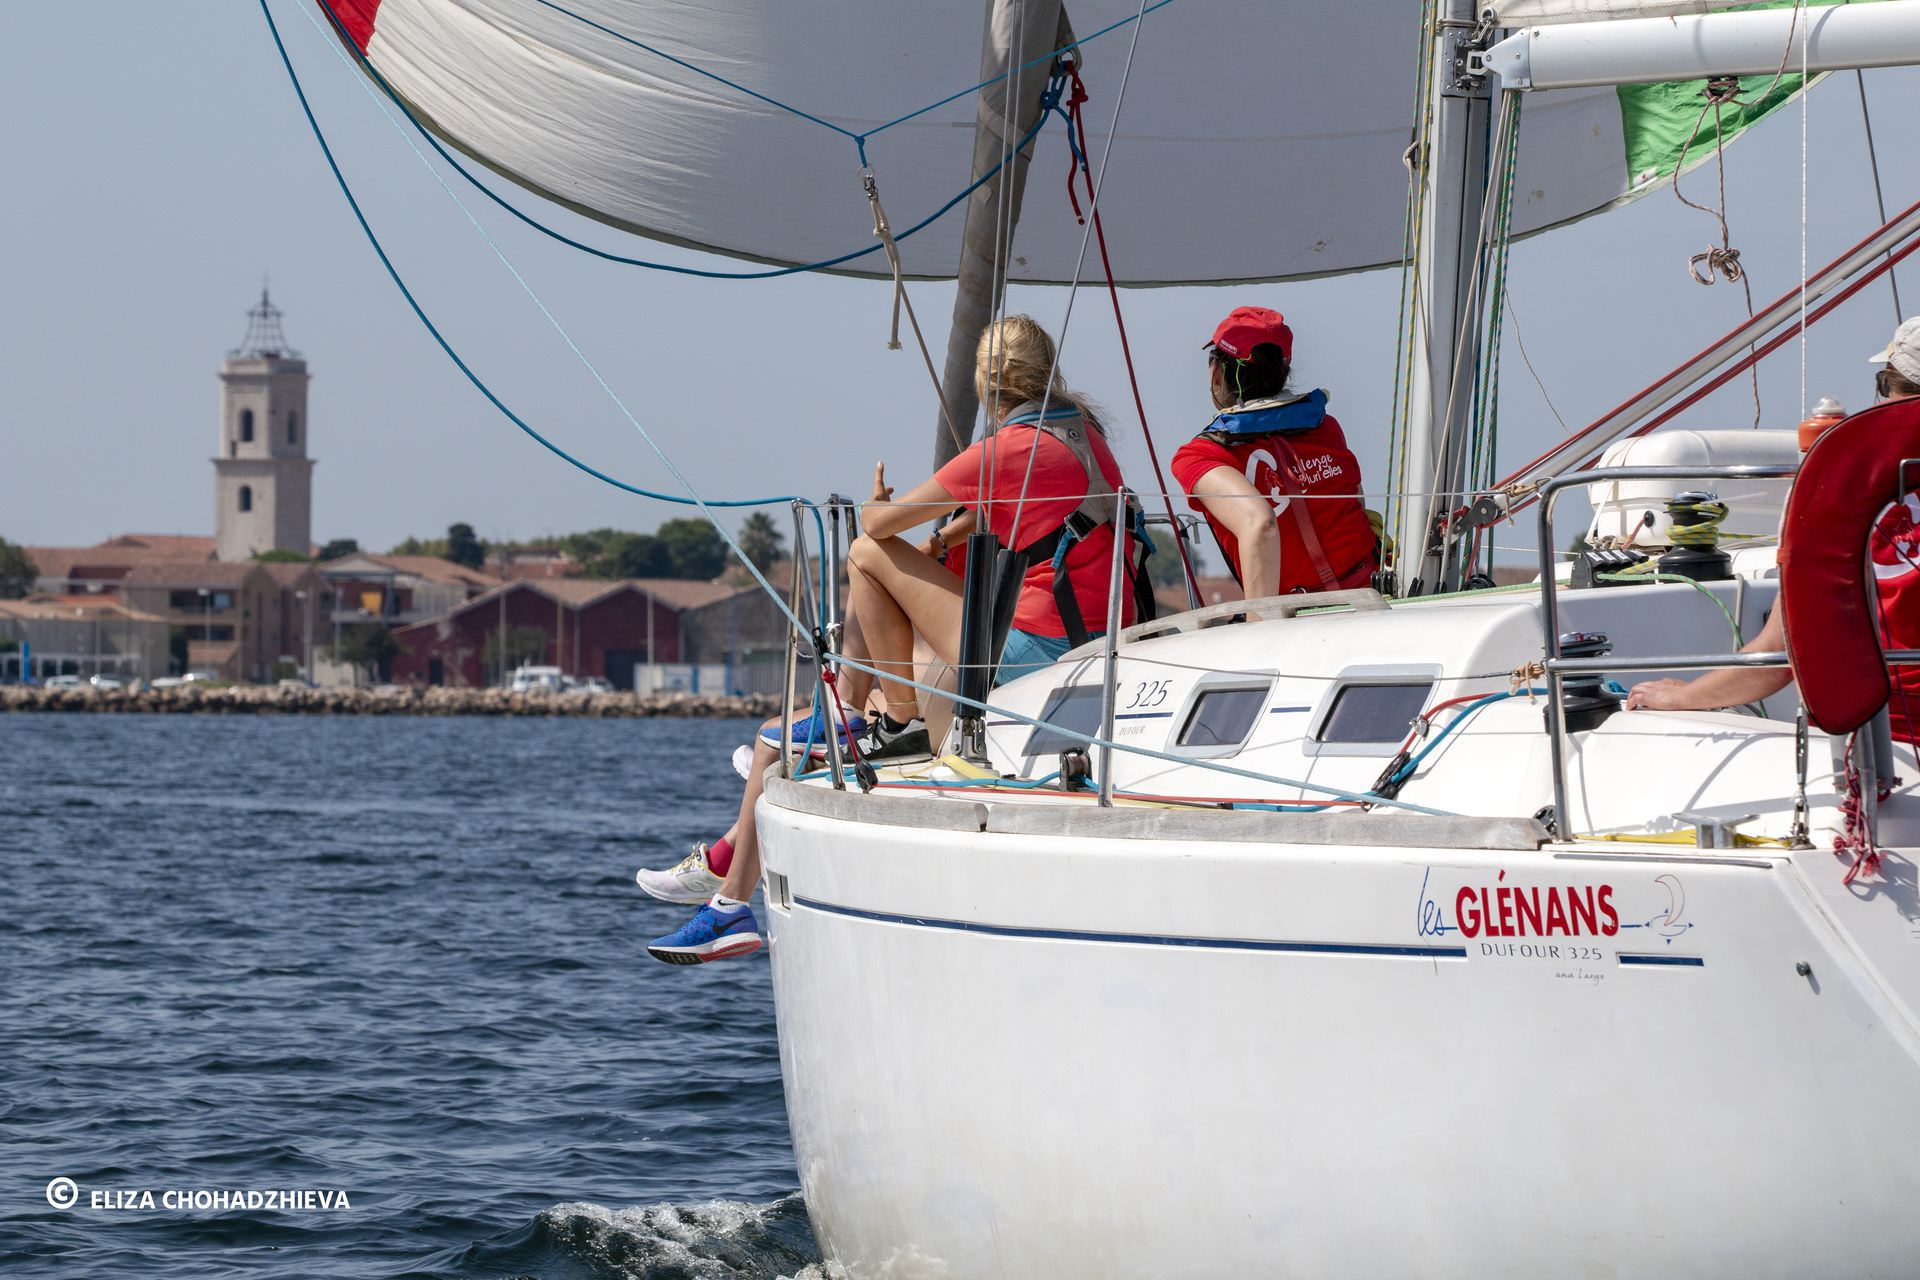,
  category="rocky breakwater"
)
[0,685,783,719]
